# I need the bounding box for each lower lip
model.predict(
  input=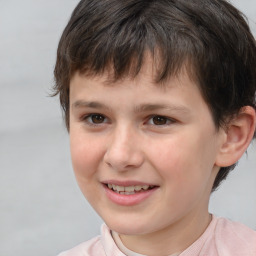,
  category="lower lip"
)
[103,185,158,206]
